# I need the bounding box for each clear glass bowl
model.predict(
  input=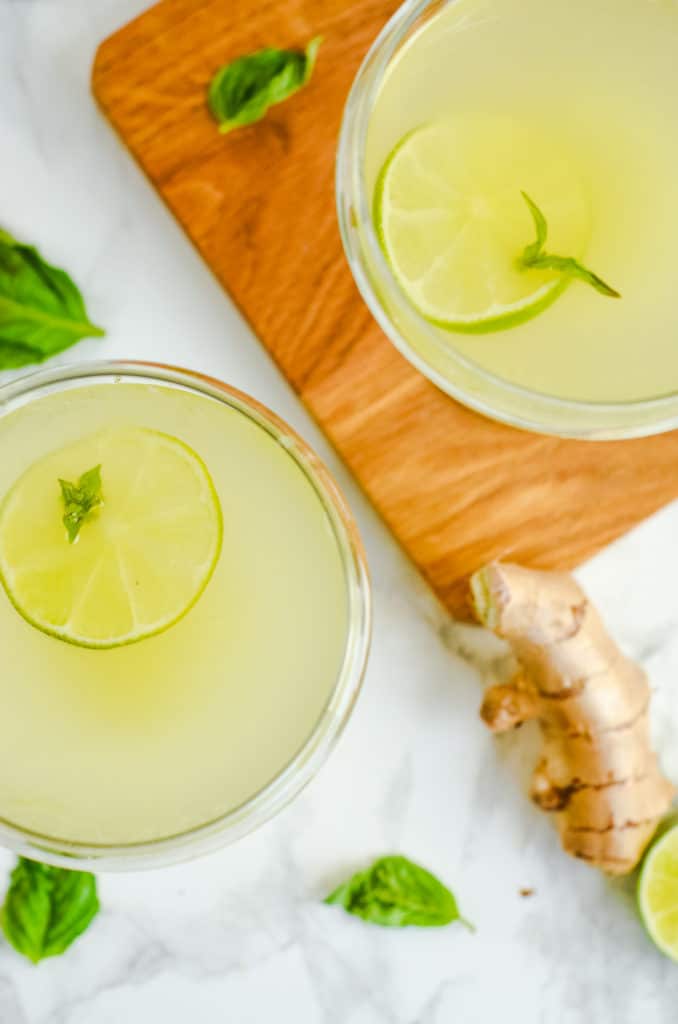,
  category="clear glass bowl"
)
[0,362,371,870]
[336,0,678,439]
